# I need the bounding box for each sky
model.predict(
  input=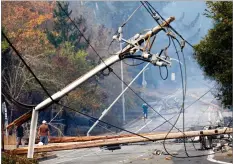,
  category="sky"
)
[80,1,216,94]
